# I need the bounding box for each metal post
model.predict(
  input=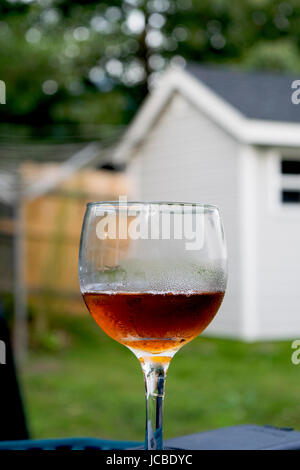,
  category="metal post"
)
[13,192,27,363]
